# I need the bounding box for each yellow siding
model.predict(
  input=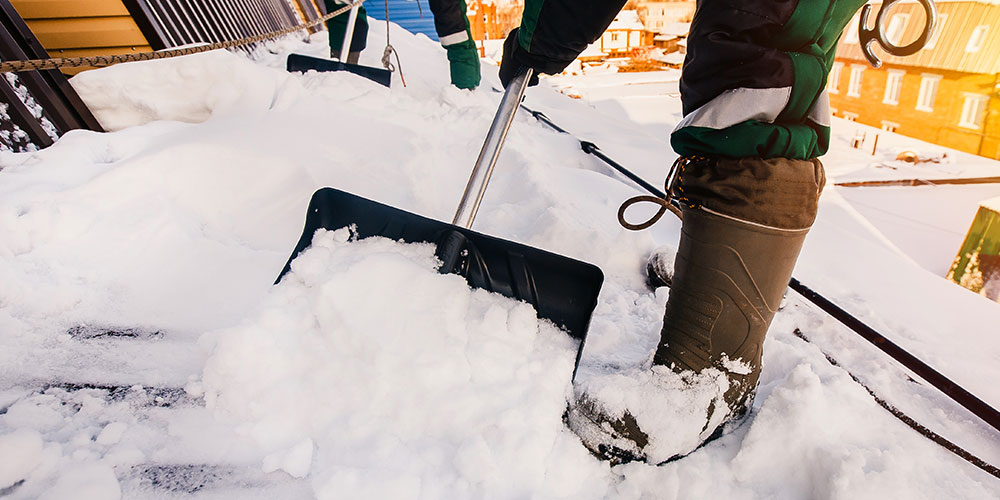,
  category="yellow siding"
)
[837,1,1000,74]
[11,0,153,75]
[11,0,130,18]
